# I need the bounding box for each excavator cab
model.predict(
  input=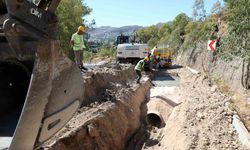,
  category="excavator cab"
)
[116,34,130,45]
[0,0,84,149]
